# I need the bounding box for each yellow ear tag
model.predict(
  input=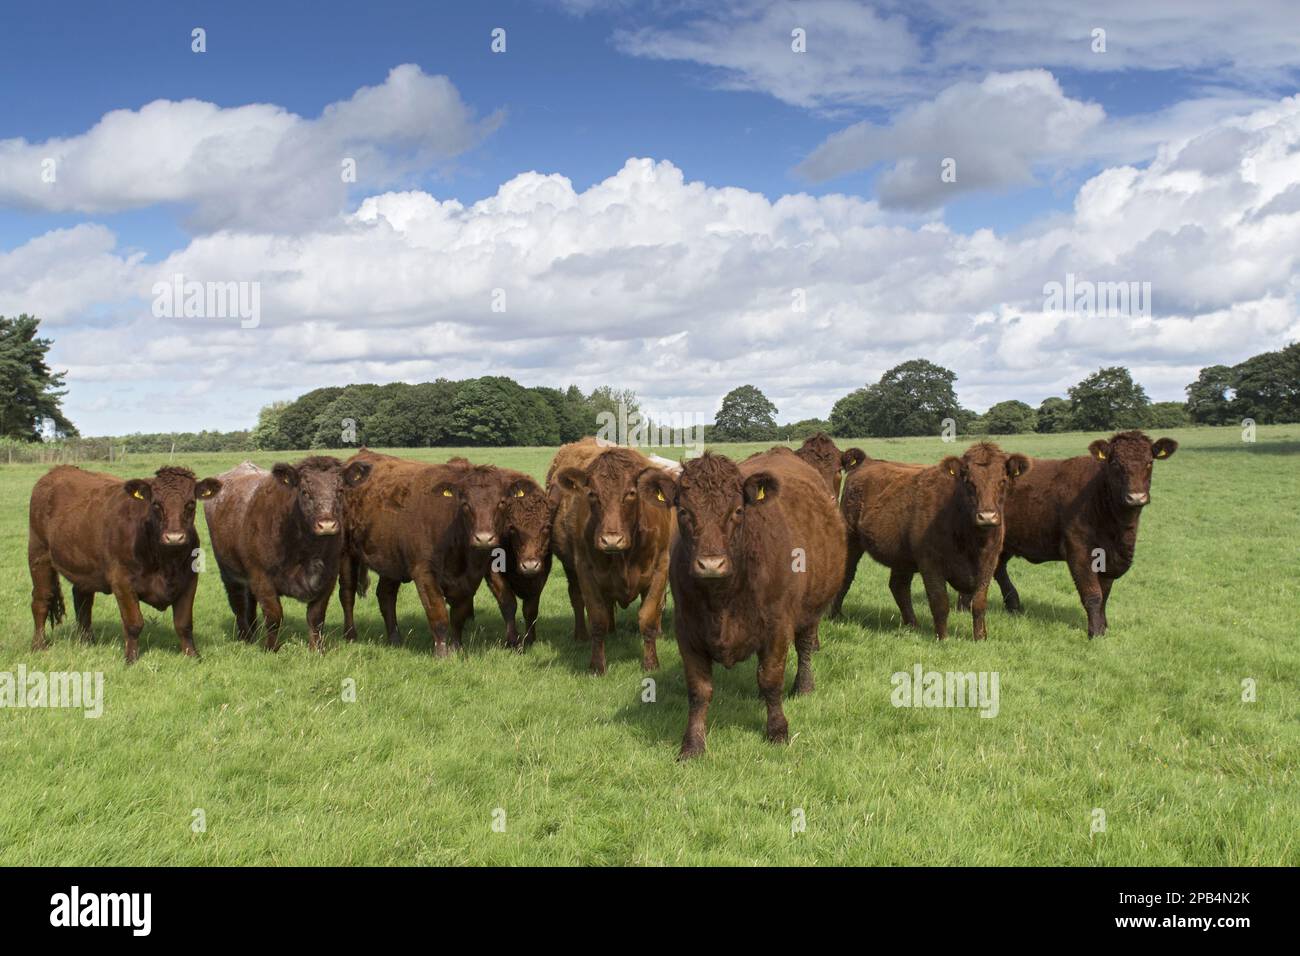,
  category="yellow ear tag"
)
[132,488,145,500]
[656,489,665,502]
[848,458,856,466]
[948,468,956,476]
[442,489,453,497]
[756,485,765,501]
[1156,449,1167,458]
[513,488,526,498]
[1097,451,1106,460]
